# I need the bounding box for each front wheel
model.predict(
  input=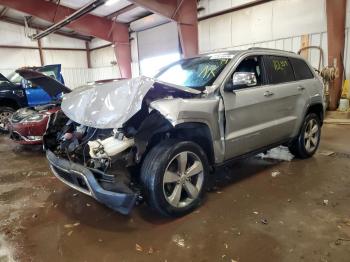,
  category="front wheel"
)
[0,107,15,133]
[289,113,321,158]
[141,140,209,217]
